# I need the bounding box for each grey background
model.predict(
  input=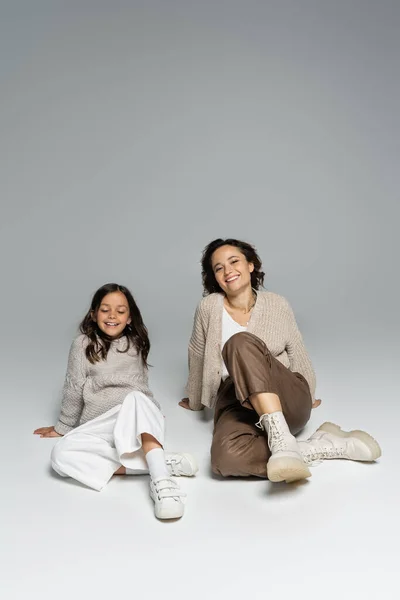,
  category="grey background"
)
[1,1,399,598]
